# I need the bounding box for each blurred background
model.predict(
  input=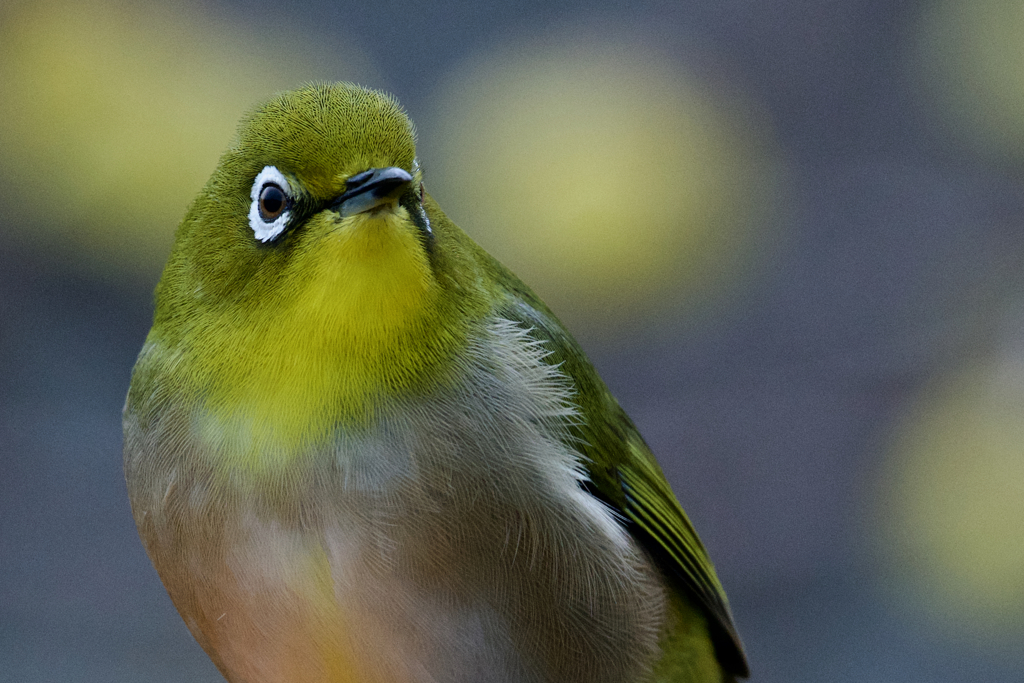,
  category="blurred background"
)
[1,0,1023,680]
